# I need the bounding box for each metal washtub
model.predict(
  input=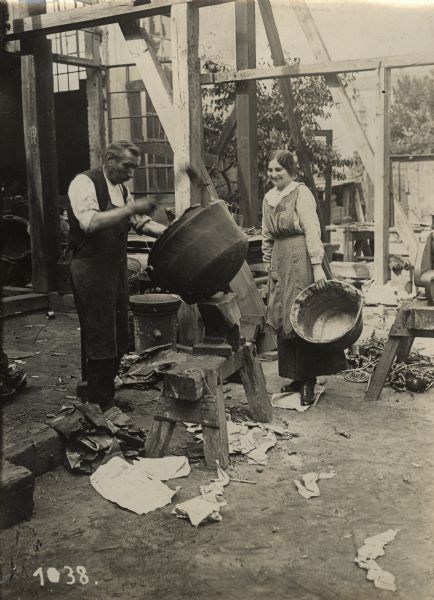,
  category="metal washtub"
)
[148,200,248,304]
[290,280,364,350]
